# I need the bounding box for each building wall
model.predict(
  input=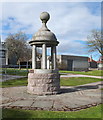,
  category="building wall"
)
[0,42,8,66]
[73,60,88,71]
[57,55,88,71]
[89,62,97,68]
